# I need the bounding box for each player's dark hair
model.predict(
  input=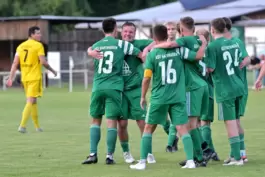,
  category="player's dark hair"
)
[180,16,195,30]
[211,18,226,33]
[176,22,181,34]
[222,17,232,31]
[122,22,136,31]
[28,26,40,37]
[153,25,168,41]
[102,18,117,33]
